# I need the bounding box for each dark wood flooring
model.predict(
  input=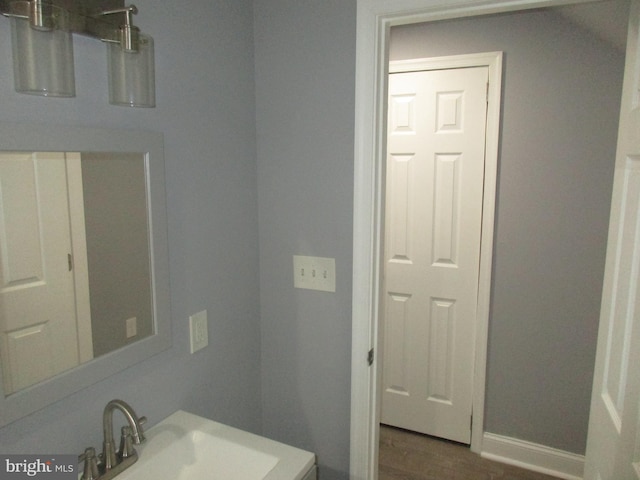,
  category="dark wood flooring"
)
[379,425,562,480]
